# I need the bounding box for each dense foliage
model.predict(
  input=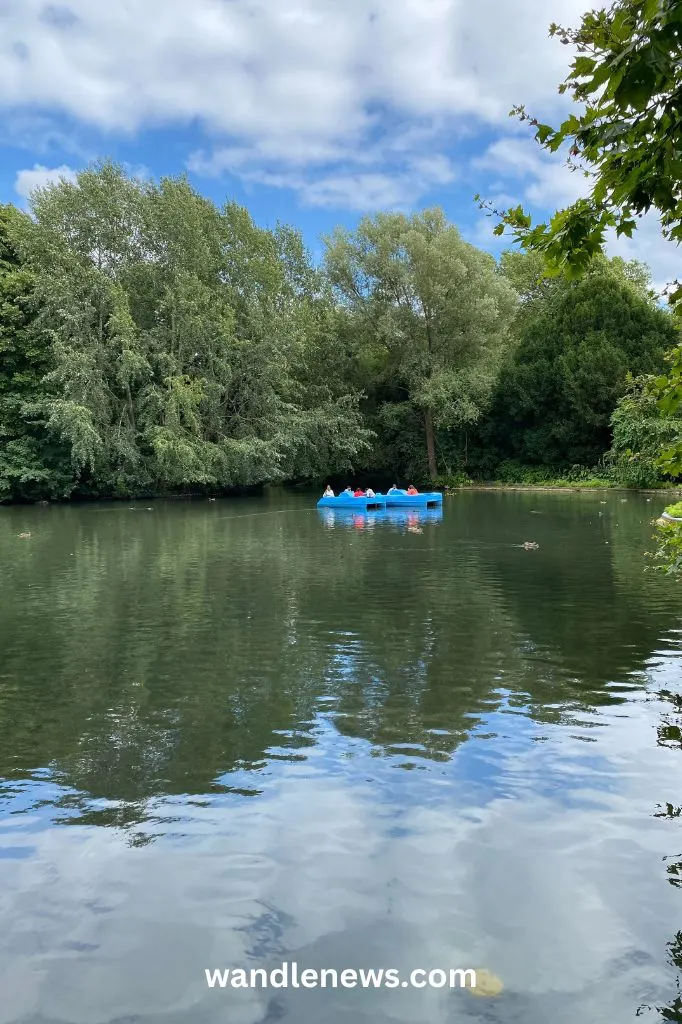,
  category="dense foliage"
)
[609,375,682,488]
[651,514,682,582]
[2,165,370,499]
[477,0,682,570]
[0,205,72,500]
[0,162,681,500]
[473,254,676,472]
[324,209,518,481]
